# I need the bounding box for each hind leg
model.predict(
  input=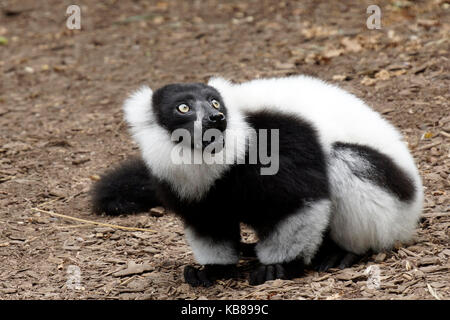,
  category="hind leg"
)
[250,200,331,285]
[311,233,365,272]
[183,224,241,287]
